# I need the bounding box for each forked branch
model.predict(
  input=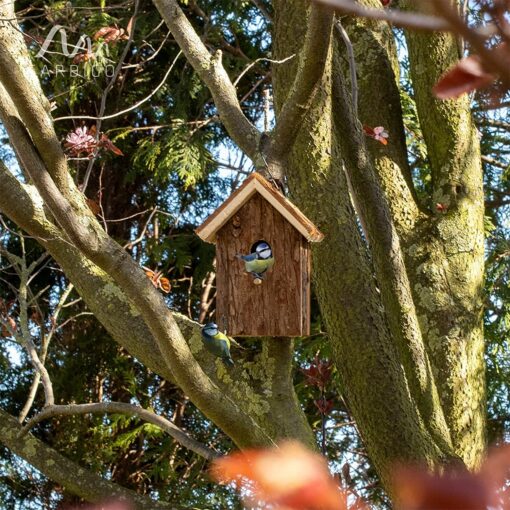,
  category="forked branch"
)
[269,3,334,160]
[152,0,262,161]
[331,61,454,456]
